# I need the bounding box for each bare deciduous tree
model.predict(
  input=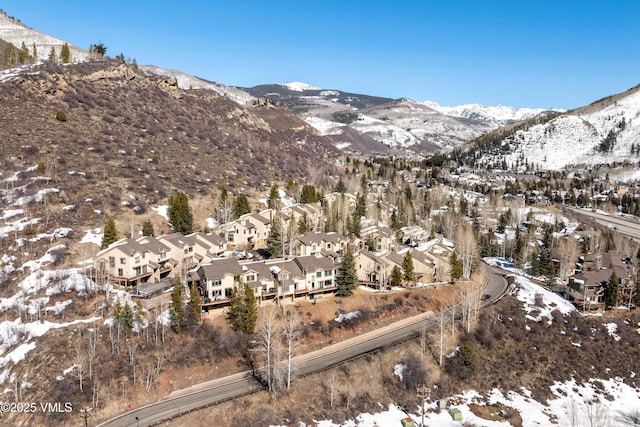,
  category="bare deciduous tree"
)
[432,306,448,366]
[456,222,478,279]
[557,237,578,284]
[434,257,450,283]
[459,282,482,334]
[281,309,301,390]
[256,307,283,394]
[87,325,98,381]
